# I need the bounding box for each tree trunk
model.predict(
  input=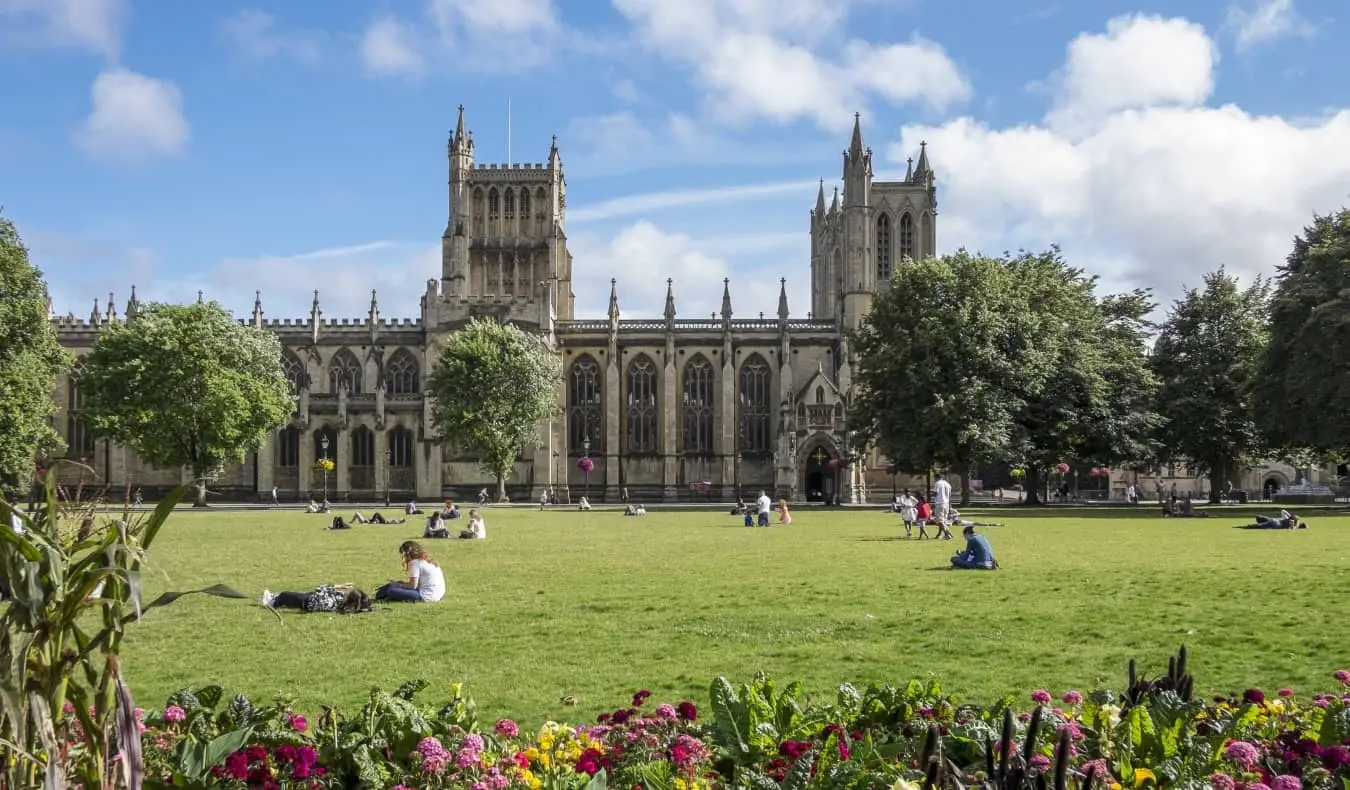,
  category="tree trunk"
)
[495,474,507,503]
[1022,469,1044,506]
[193,479,208,508]
[956,463,971,507]
[1208,466,1223,505]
